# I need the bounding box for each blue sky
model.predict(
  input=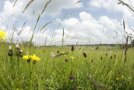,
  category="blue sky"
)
[0,0,134,45]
